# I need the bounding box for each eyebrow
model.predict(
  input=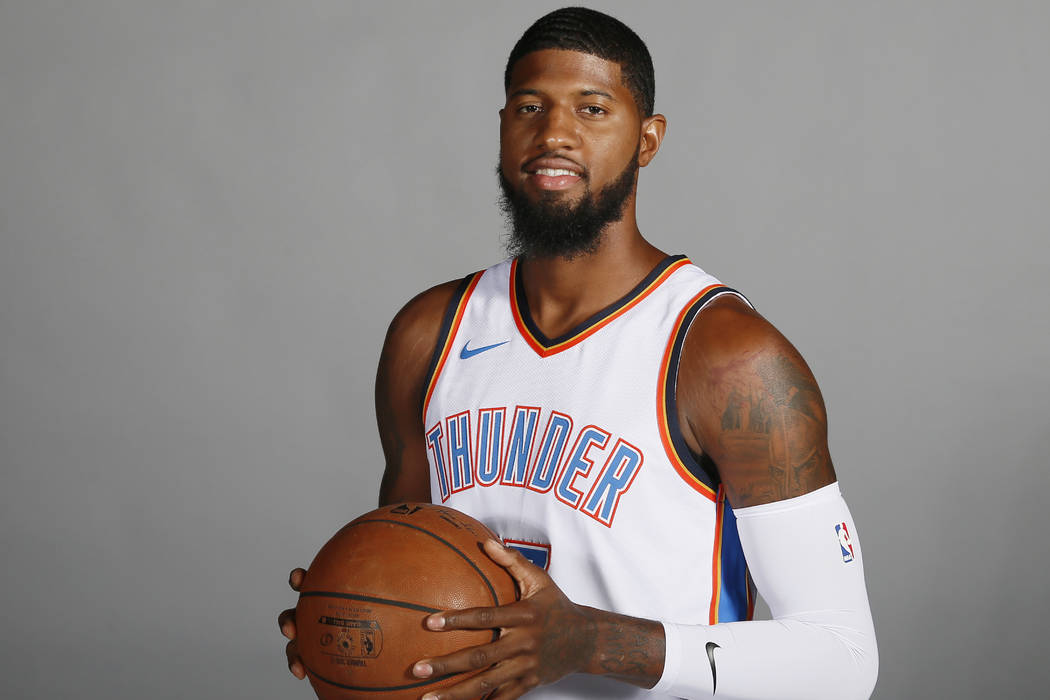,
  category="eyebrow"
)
[507,88,618,101]
[508,88,541,99]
